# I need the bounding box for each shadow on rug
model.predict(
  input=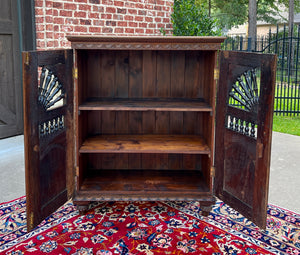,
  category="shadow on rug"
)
[0,197,299,254]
